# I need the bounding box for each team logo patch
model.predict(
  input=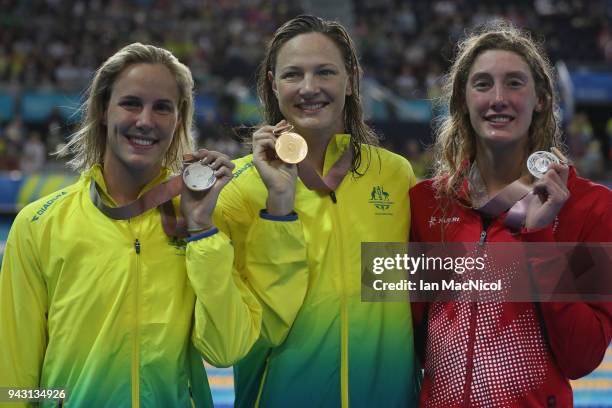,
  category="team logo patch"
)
[369,186,394,214]
[168,236,187,253]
